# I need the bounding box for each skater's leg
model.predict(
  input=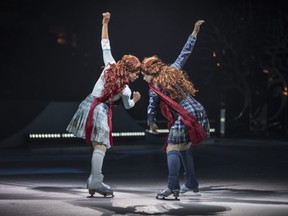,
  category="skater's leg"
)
[167,150,181,191]
[157,150,181,199]
[87,148,105,188]
[87,142,113,196]
[180,148,199,193]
